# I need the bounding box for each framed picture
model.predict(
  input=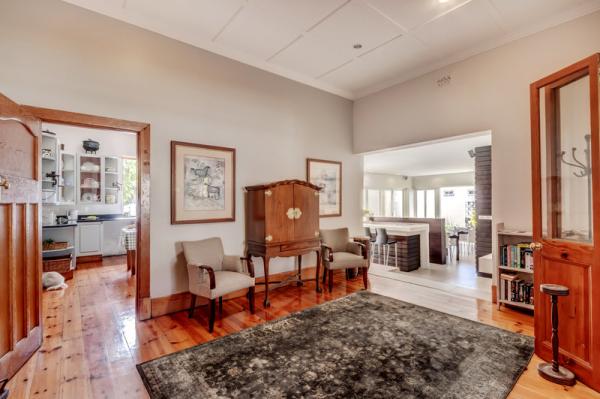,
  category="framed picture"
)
[171,141,235,224]
[307,158,342,217]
